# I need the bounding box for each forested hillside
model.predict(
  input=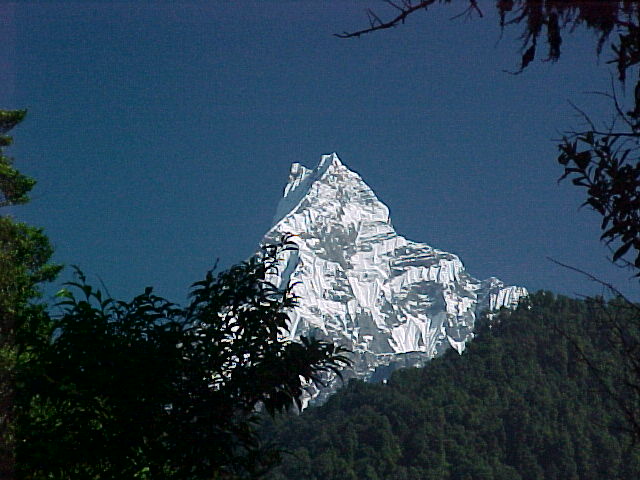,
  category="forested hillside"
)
[266,292,640,480]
